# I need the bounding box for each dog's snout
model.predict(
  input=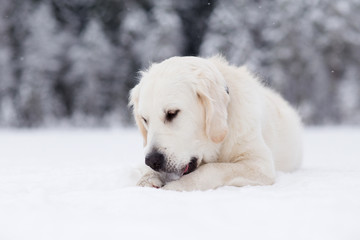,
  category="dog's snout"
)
[145,151,164,171]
